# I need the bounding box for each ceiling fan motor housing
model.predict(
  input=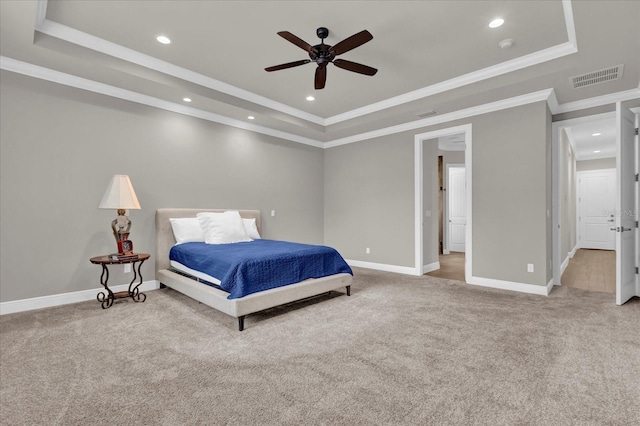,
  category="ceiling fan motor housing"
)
[316,27,329,39]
